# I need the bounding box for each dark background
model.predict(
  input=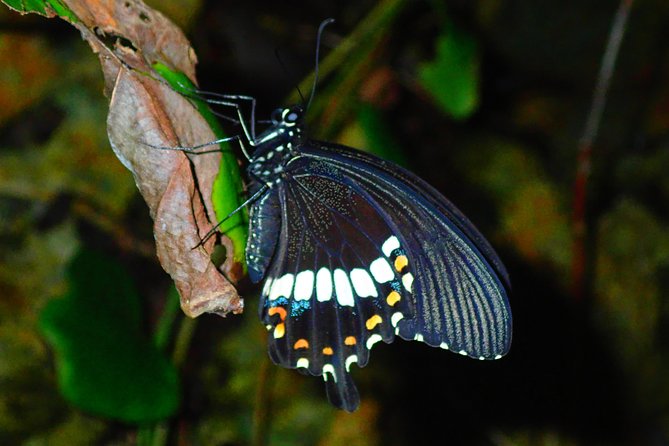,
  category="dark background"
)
[1,0,669,444]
